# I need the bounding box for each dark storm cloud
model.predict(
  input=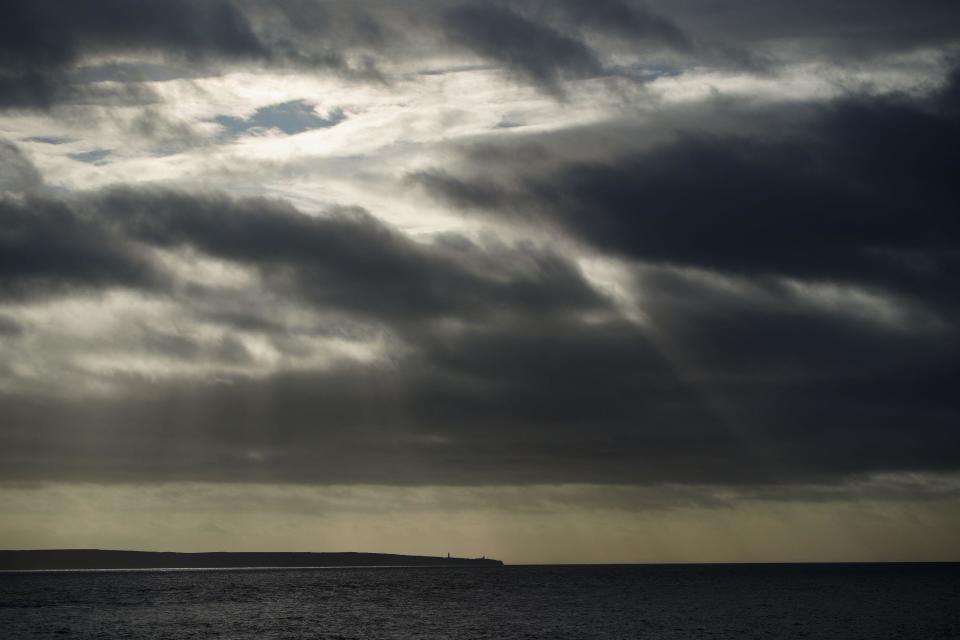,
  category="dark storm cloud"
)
[263,0,693,92]
[0,142,164,296]
[0,290,957,486]
[402,277,958,485]
[5,69,960,486]
[339,75,960,486]
[1,185,958,486]
[437,0,760,93]
[261,0,393,49]
[0,0,267,70]
[2,0,958,109]
[0,195,162,299]
[3,3,960,492]
[434,0,960,90]
[86,188,607,324]
[545,0,692,51]
[410,170,511,212]
[0,182,607,327]
[0,0,376,109]
[415,73,960,318]
[0,71,59,110]
[649,0,960,59]
[0,182,655,485]
[1,178,959,485]
[441,3,603,94]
